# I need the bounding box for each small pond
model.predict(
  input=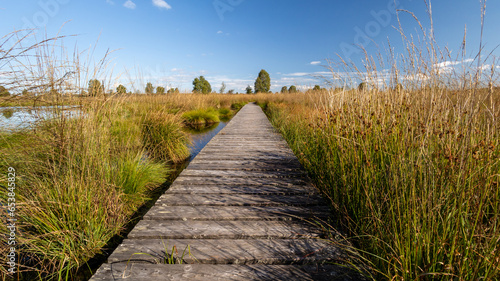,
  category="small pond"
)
[0,106,81,131]
[186,121,228,160]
